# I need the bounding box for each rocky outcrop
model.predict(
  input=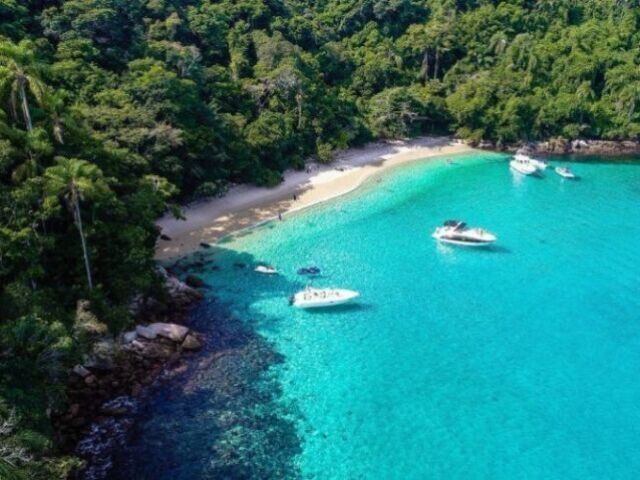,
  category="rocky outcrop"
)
[181,333,203,351]
[161,268,204,308]
[57,268,205,461]
[128,267,203,322]
[531,139,640,155]
[472,138,640,155]
[54,323,204,451]
[185,274,206,289]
